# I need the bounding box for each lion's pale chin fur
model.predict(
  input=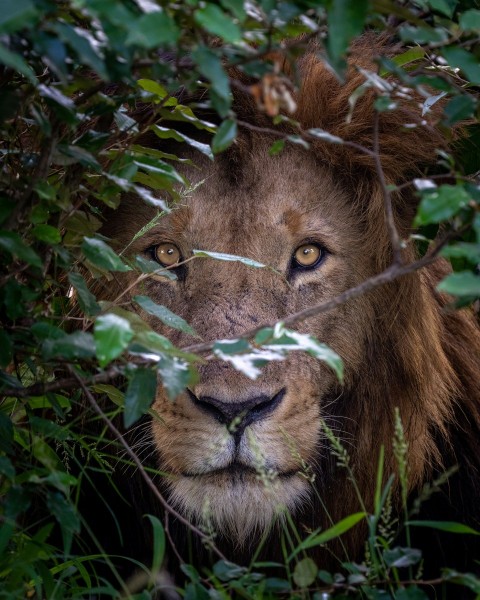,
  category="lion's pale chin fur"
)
[168,473,311,544]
